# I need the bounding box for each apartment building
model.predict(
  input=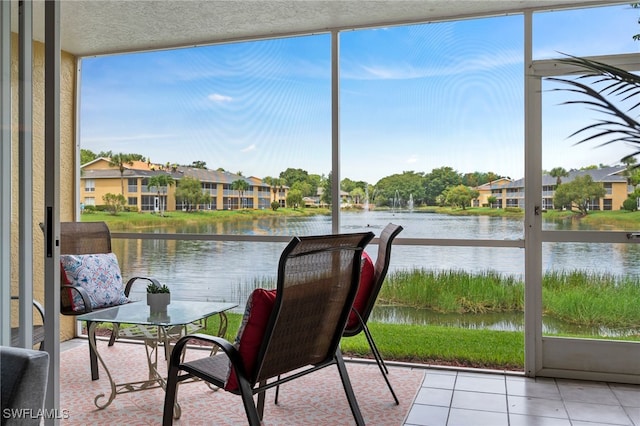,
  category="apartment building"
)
[474,166,630,210]
[81,158,286,212]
